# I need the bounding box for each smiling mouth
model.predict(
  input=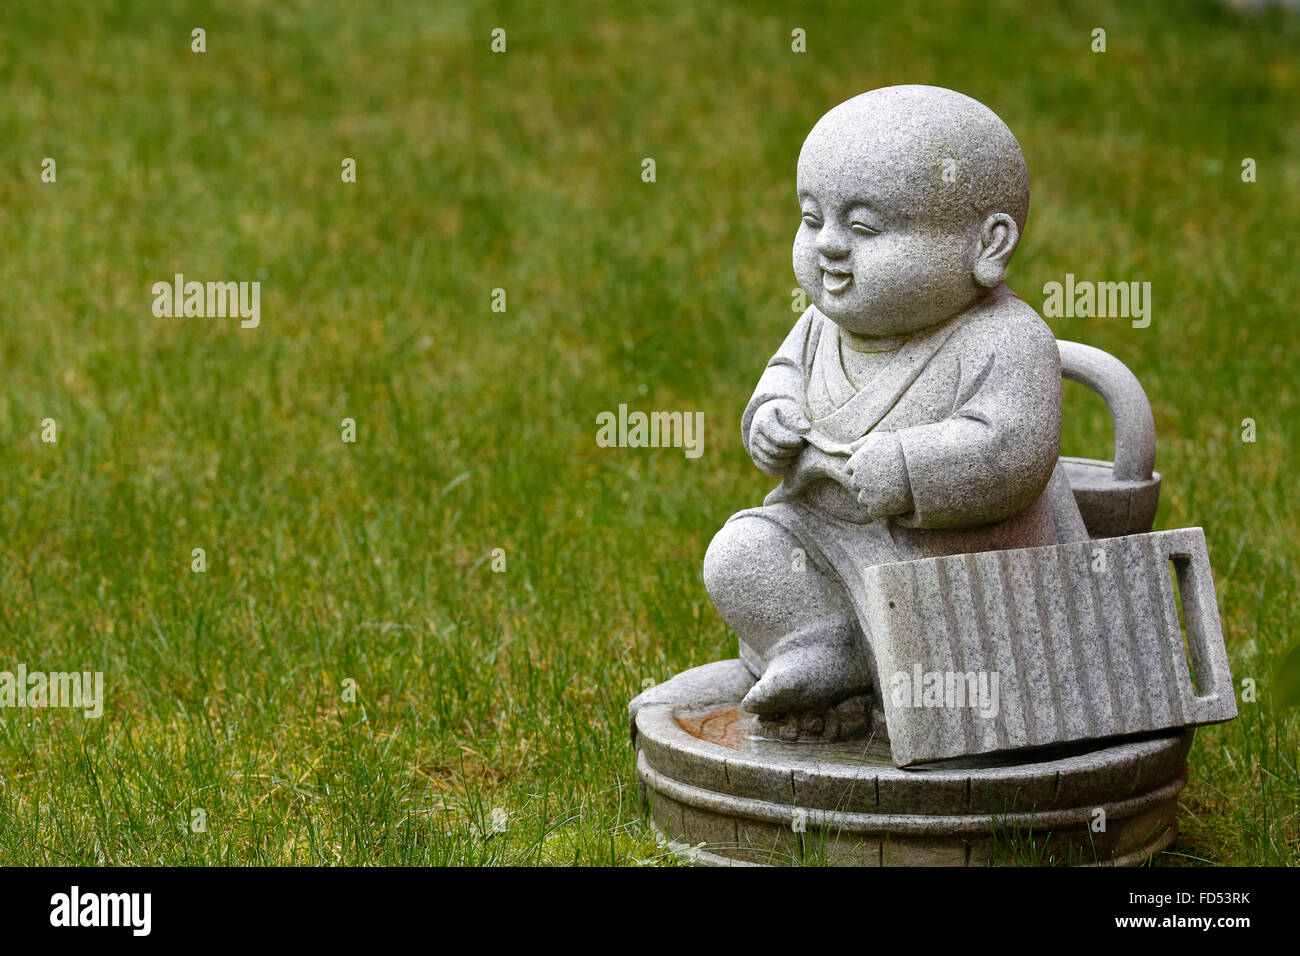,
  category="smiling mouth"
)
[821,269,853,294]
